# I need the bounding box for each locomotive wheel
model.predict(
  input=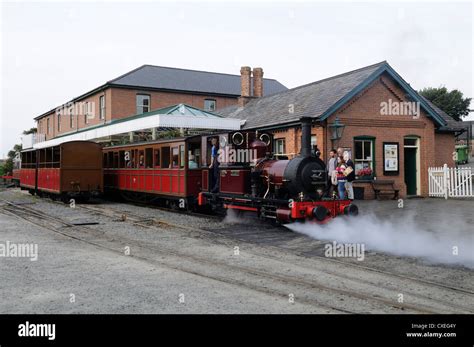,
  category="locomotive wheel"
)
[344,204,359,216]
[312,206,328,221]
